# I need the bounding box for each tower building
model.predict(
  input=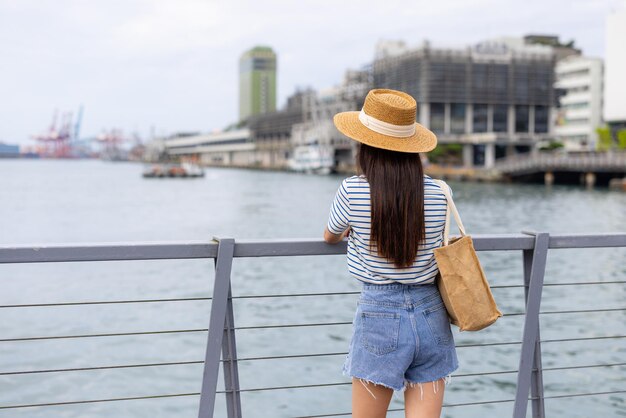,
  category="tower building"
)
[239,46,277,122]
